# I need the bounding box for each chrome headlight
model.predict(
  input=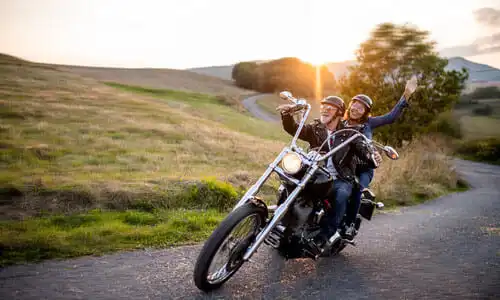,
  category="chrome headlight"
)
[281,152,303,174]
